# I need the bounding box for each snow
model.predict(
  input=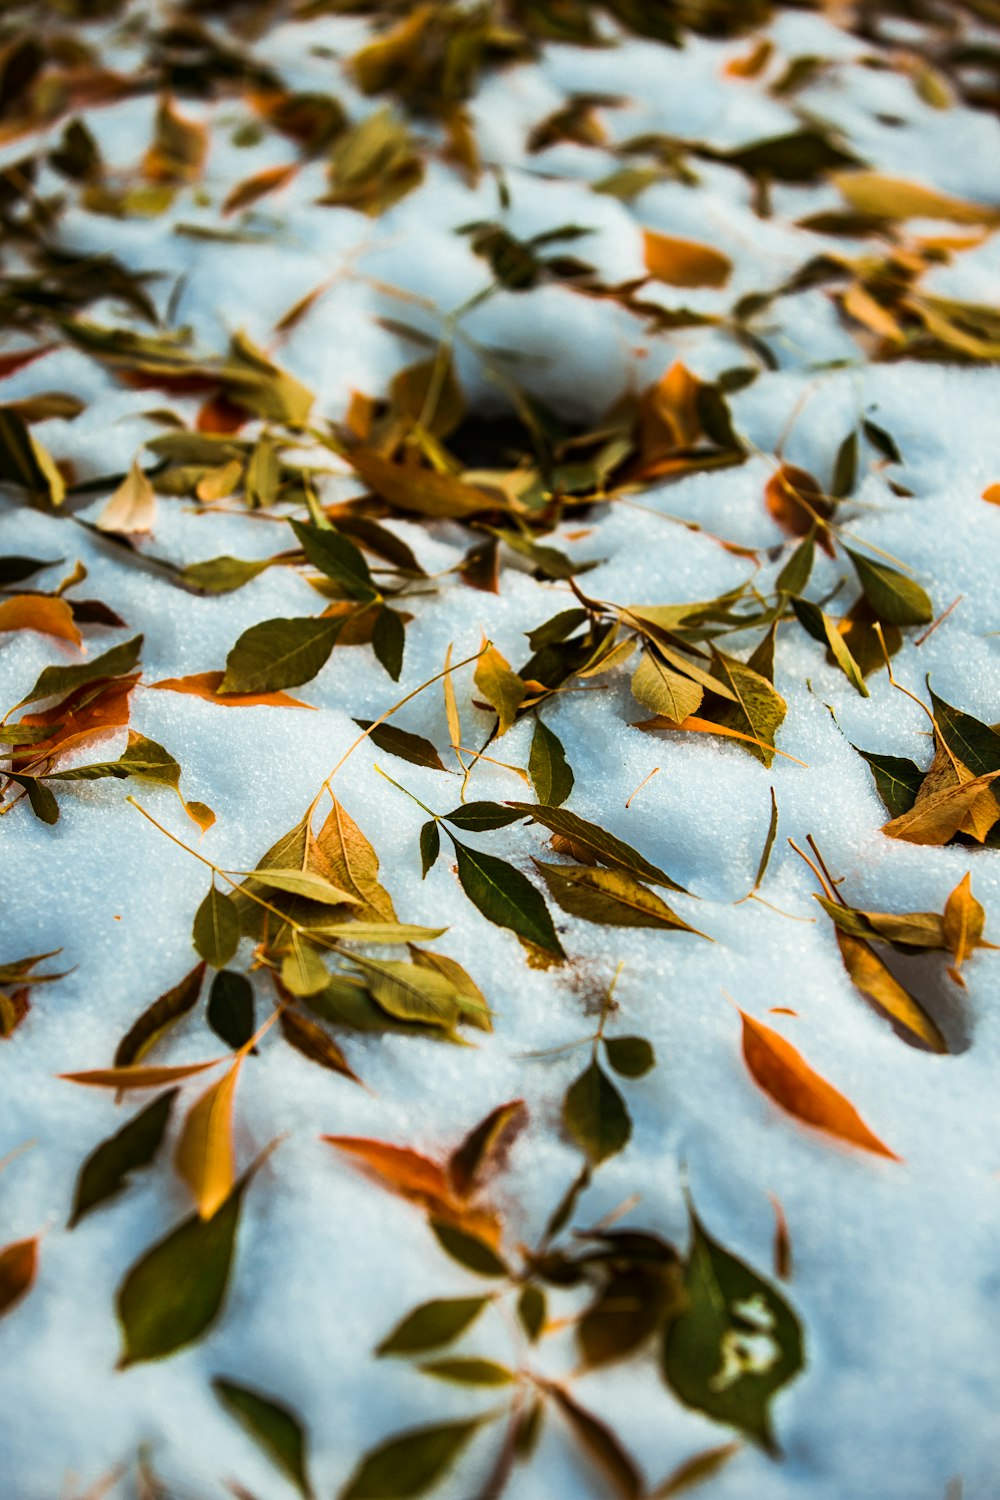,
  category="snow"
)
[1,5,999,1499]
